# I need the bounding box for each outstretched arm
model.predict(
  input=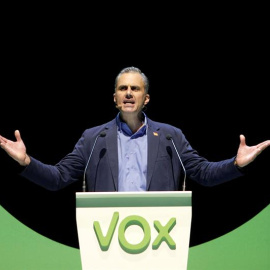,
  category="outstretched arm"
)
[0,130,31,166]
[235,134,270,168]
